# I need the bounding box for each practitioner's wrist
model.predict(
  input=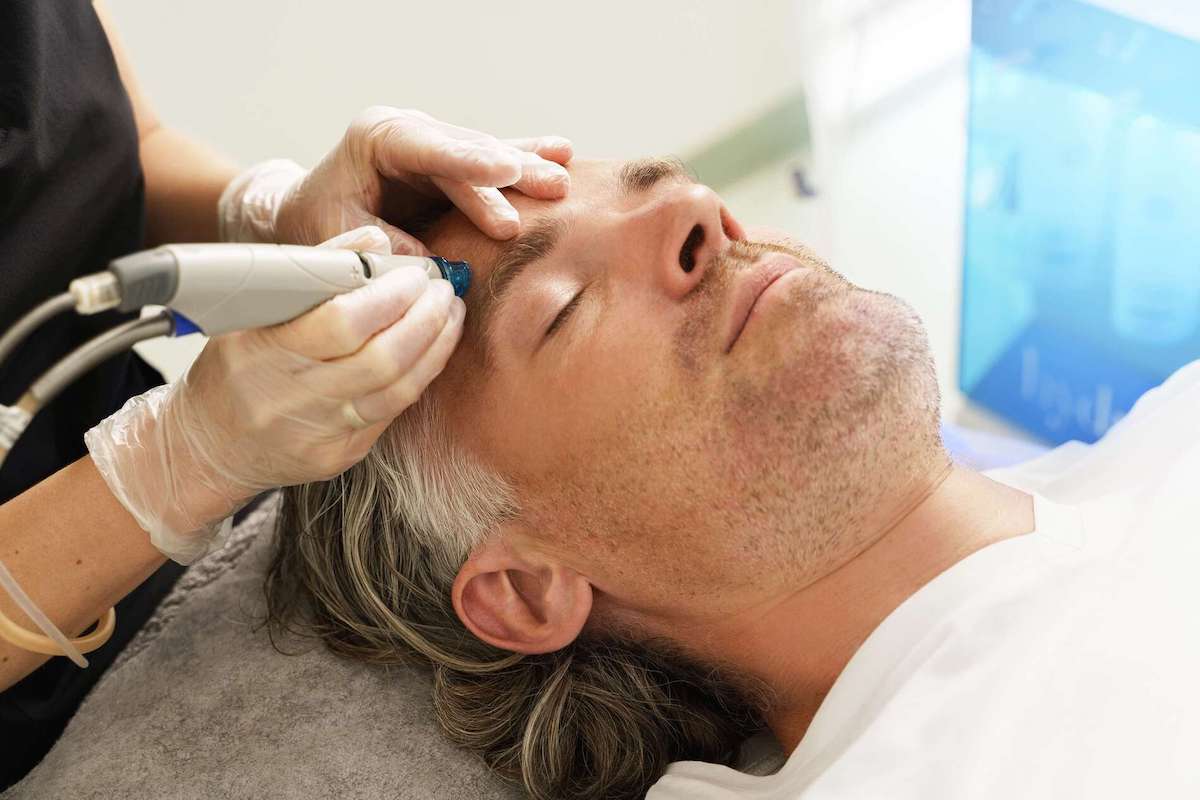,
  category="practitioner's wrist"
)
[86,383,252,565]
